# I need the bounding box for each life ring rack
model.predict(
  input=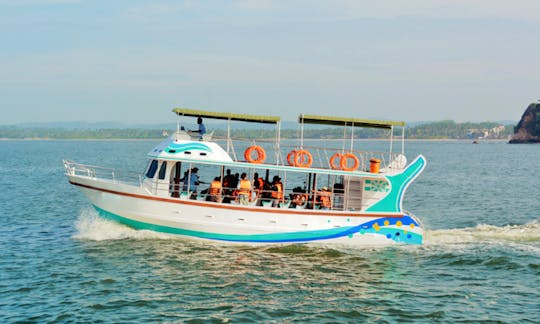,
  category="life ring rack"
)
[244,145,266,164]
